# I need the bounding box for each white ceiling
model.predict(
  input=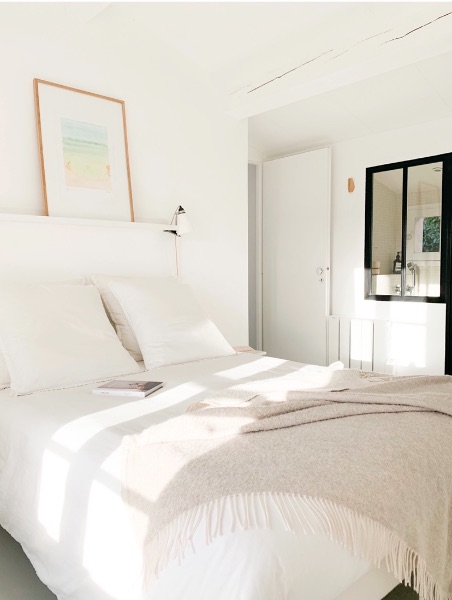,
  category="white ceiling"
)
[9,1,452,160]
[249,48,452,159]
[108,1,452,159]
